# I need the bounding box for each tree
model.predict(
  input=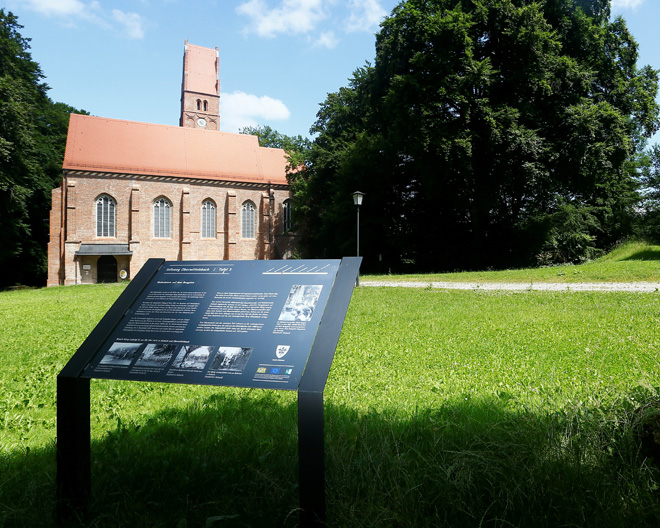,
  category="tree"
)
[636,144,660,242]
[0,10,85,286]
[295,0,659,271]
[239,124,311,172]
